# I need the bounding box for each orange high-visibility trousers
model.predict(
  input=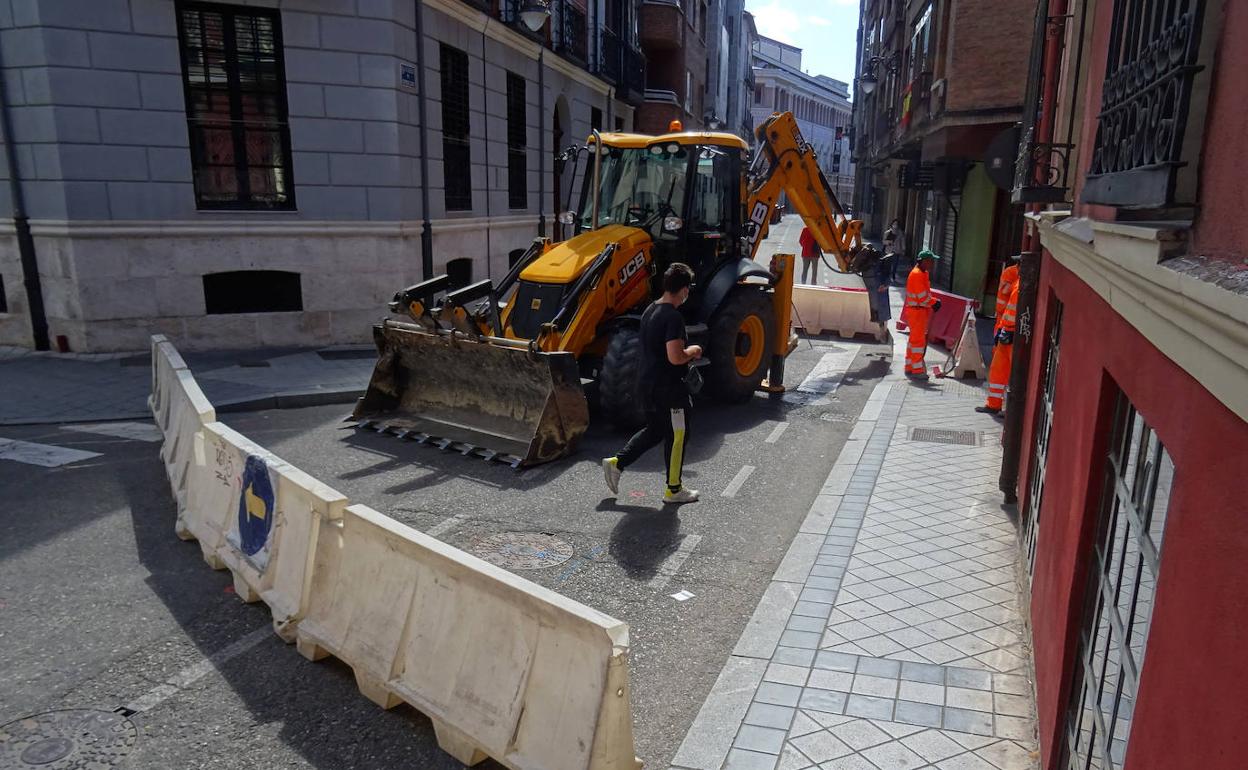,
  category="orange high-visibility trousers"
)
[906,311,930,374]
[985,341,1013,409]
